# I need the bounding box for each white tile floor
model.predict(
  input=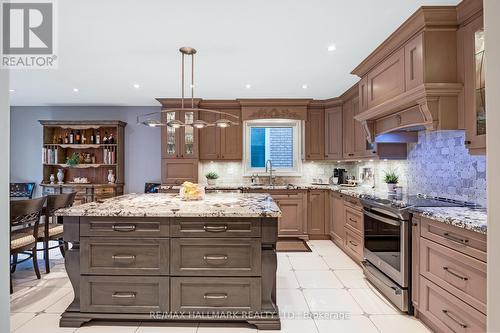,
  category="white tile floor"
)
[9,240,432,333]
